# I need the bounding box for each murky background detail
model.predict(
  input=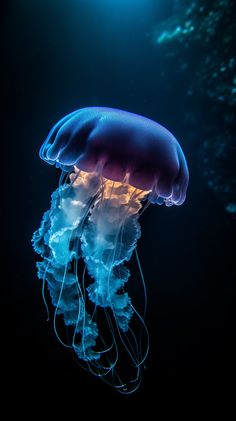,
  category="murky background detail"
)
[3,0,235,411]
